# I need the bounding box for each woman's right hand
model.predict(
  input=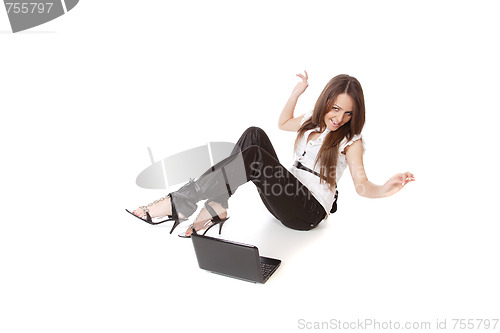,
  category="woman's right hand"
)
[292,70,309,97]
